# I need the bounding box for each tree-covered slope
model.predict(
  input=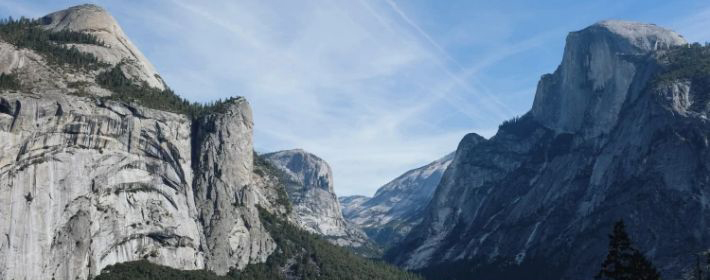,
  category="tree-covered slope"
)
[95,207,421,280]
